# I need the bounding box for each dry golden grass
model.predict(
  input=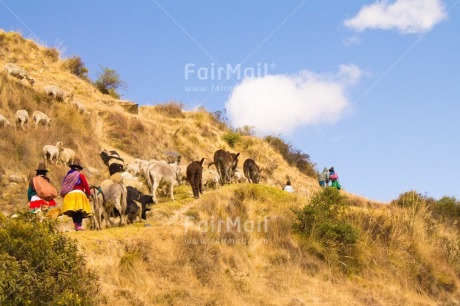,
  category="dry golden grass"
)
[1,30,459,305]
